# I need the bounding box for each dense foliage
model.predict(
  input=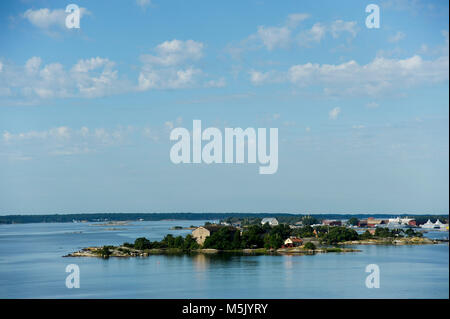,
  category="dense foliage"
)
[357,227,423,240]
[97,245,113,258]
[130,234,199,251]
[320,227,359,245]
[201,224,294,250]
[203,227,241,250]
[126,223,427,252]
[291,225,315,237]
[304,242,316,250]
[347,217,359,226]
